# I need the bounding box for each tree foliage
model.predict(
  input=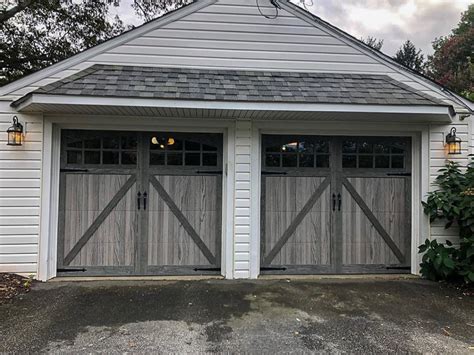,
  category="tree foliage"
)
[360,36,384,51]
[0,0,192,86]
[426,4,473,100]
[394,40,425,72]
[132,0,191,22]
[0,0,125,85]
